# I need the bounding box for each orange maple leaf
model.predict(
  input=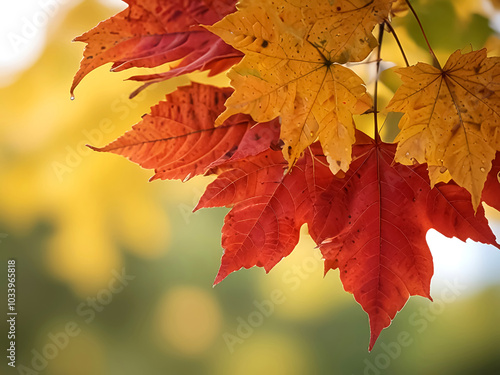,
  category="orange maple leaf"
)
[89,83,280,181]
